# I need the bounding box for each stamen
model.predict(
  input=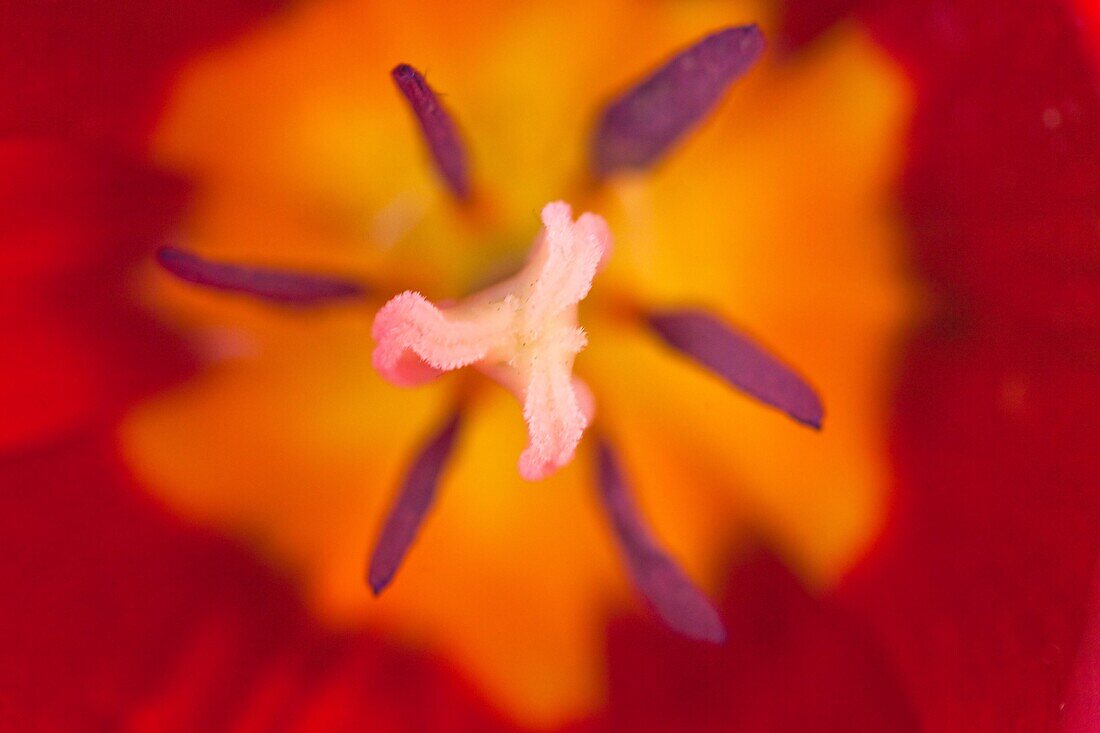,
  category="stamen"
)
[156,246,364,305]
[372,202,612,480]
[591,25,765,176]
[368,411,463,595]
[391,64,471,201]
[647,308,823,429]
[595,438,726,643]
